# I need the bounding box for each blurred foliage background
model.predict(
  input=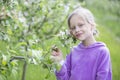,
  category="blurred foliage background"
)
[0,0,120,80]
